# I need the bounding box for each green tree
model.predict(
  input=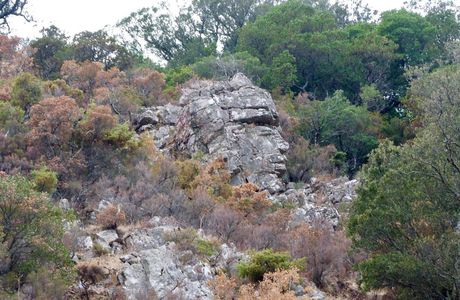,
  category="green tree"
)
[298,91,380,173]
[360,84,384,112]
[266,50,297,92]
[30,25,70,80]
[237,1,397,100]
[11,72,42,111]
[376,9,437,100]
[348,65,460,299]
[118,0,275,65]
[378,9,437,66]
[189,0,276,51]
[0,0,29,31]
[118,3,217,66]
[425,4,460,54]
[192,51,267,84]
[71,30,135,70]
[0,174,73,291]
